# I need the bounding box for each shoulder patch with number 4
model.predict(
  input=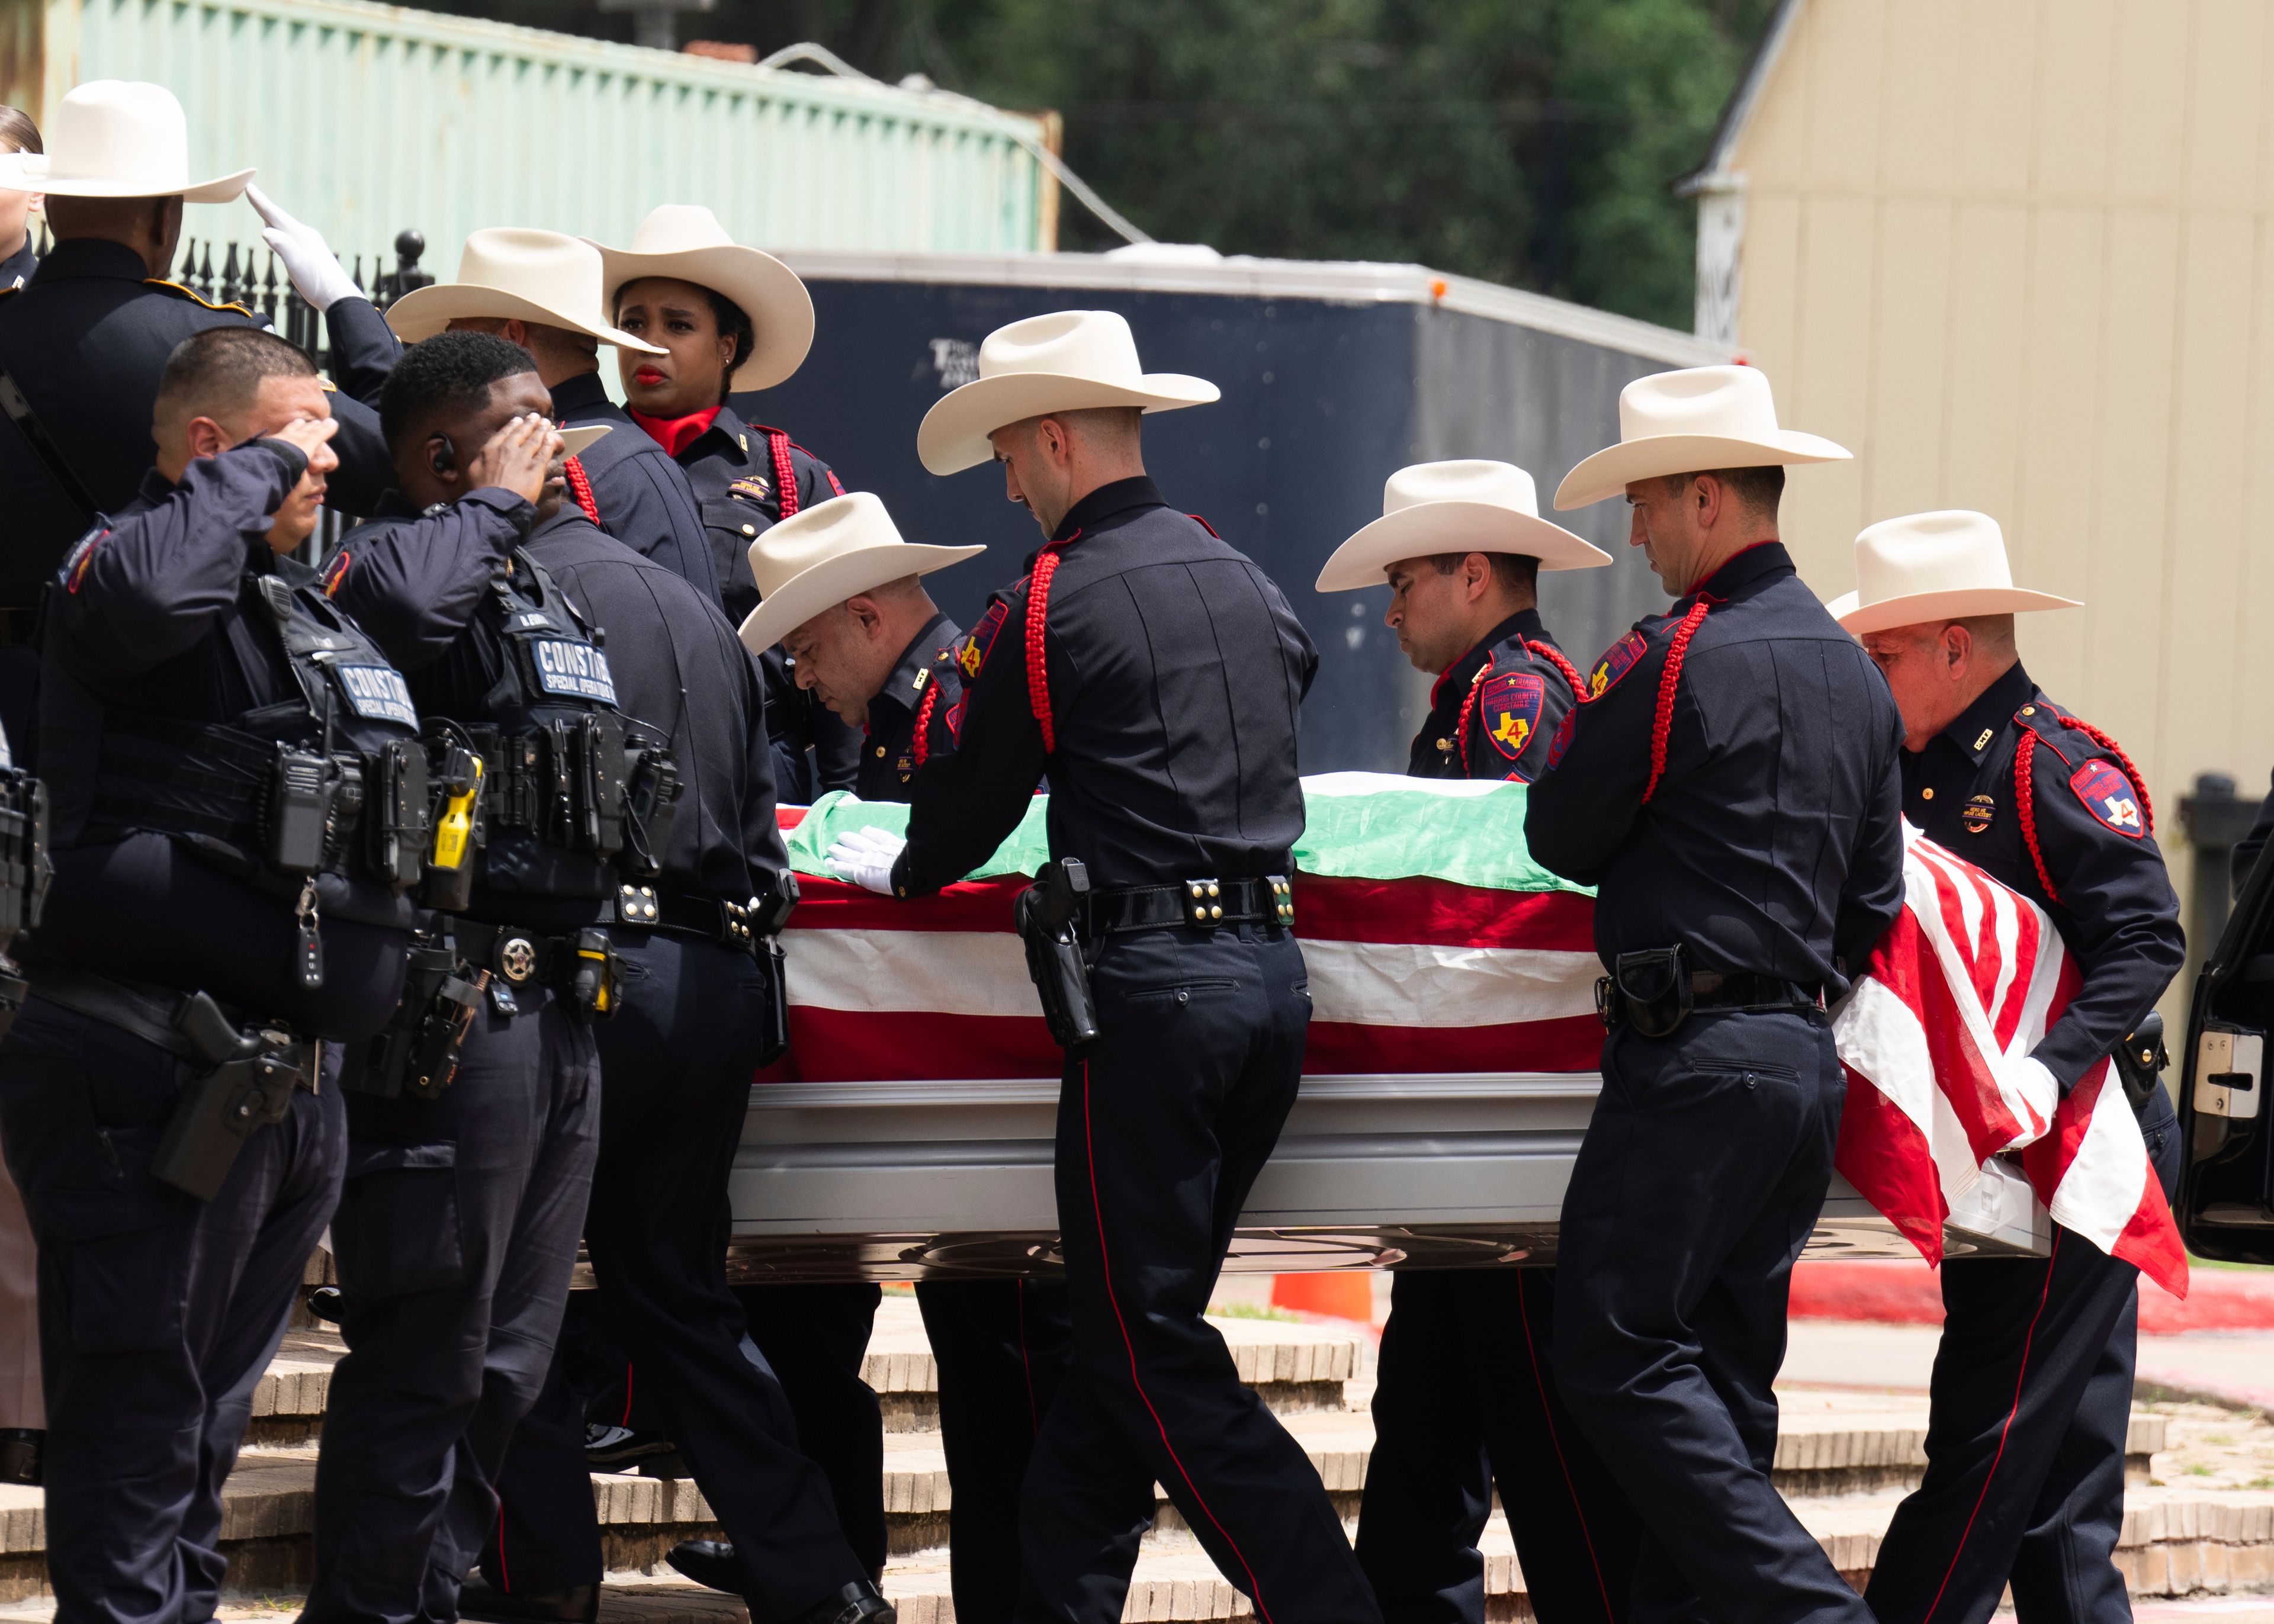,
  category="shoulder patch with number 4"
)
[1588,630,1649,699]
[958,599,1010,679]
[1480,670,1544,762]
[2070,759,2145,836]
